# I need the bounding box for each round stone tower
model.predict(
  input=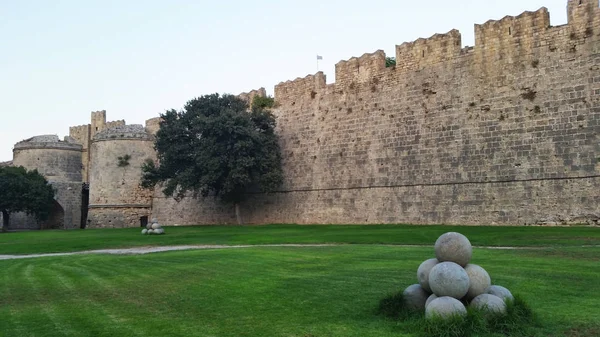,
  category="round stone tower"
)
[11,135,83,229]
[87,125,156,228]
